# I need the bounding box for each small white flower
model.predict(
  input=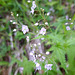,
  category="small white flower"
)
[41,38,44,40]
[69,18,71,20]
[65,22,68,25]
[16,14,19,16]
[10,20,12,22]
[26,36,29,42]
[40,8,42,10]
[37,31,38,33]
[66,64,69,68]
[11,12,13,16]
[40,8,44,11]
[46,51,49,55]
[30,52,34,56]
[47,12,51,16]
[13,29,16,32]
[45,64,53,70]
[36,63,40,67]
[34,23,38,26]
[43,9,44,11]
[42,56,46,60]
[30,7,34,14]
[38,54,41,57]
[13,22,17,24]
[27,0,31,3]
[38,43,41,45]
[32,1,36,5]
[66,26,70,30]
[34,44,37,47]
[32,1,36,9]
[71,22,73,24]
[22,25,29,34]
[39,27,46,35]
[45,22,48,25]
